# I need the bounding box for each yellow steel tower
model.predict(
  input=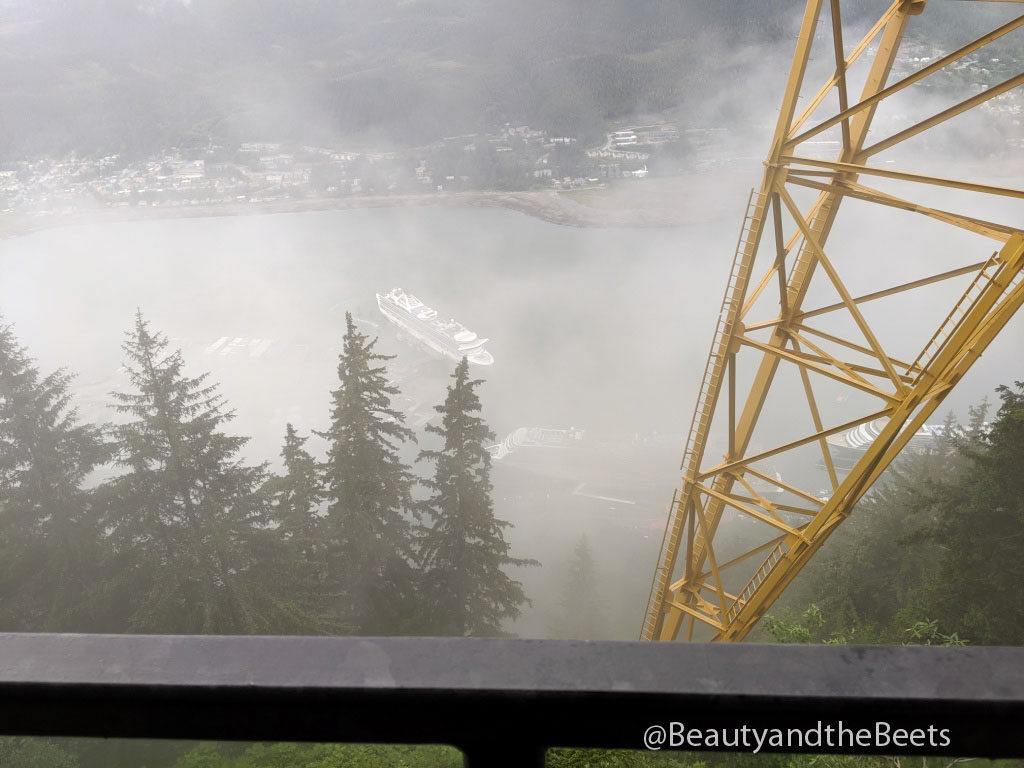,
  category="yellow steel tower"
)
[643,0,1024,642]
